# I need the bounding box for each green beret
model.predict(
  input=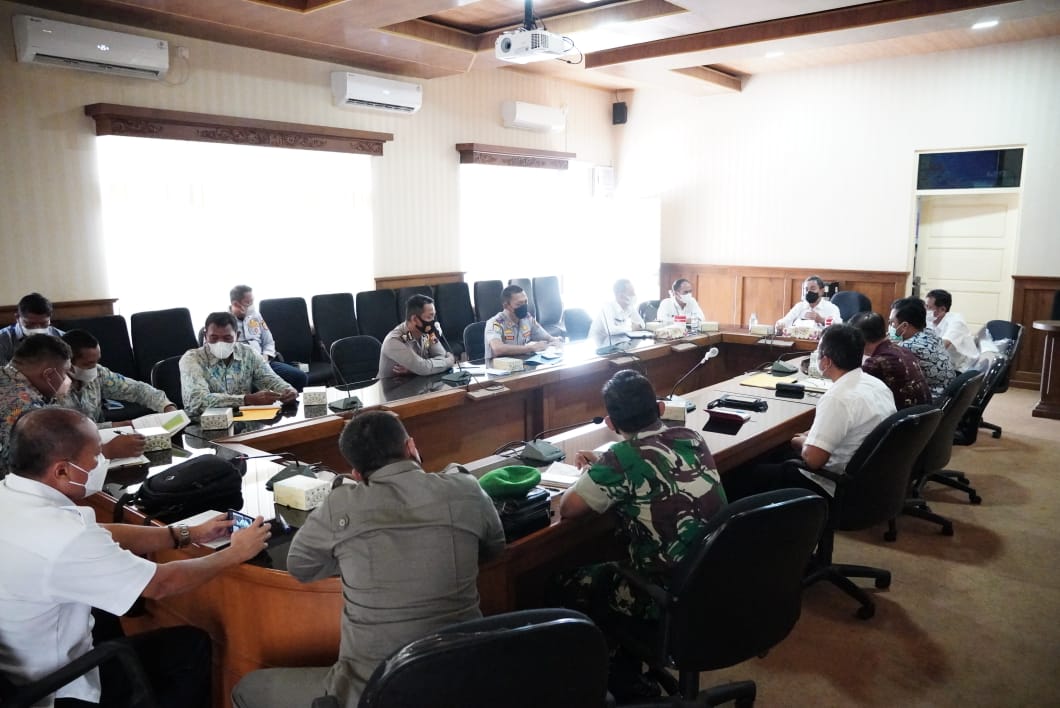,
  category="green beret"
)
[478,465,541,500]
